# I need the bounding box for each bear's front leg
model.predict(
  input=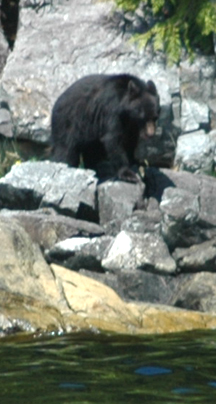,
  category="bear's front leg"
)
[101,132,139,183]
